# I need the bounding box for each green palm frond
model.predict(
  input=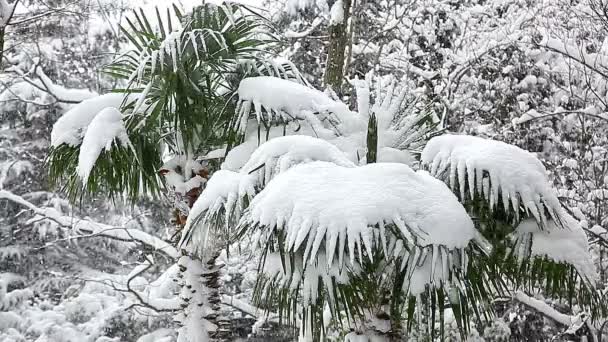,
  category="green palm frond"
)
[48,128,162,201]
